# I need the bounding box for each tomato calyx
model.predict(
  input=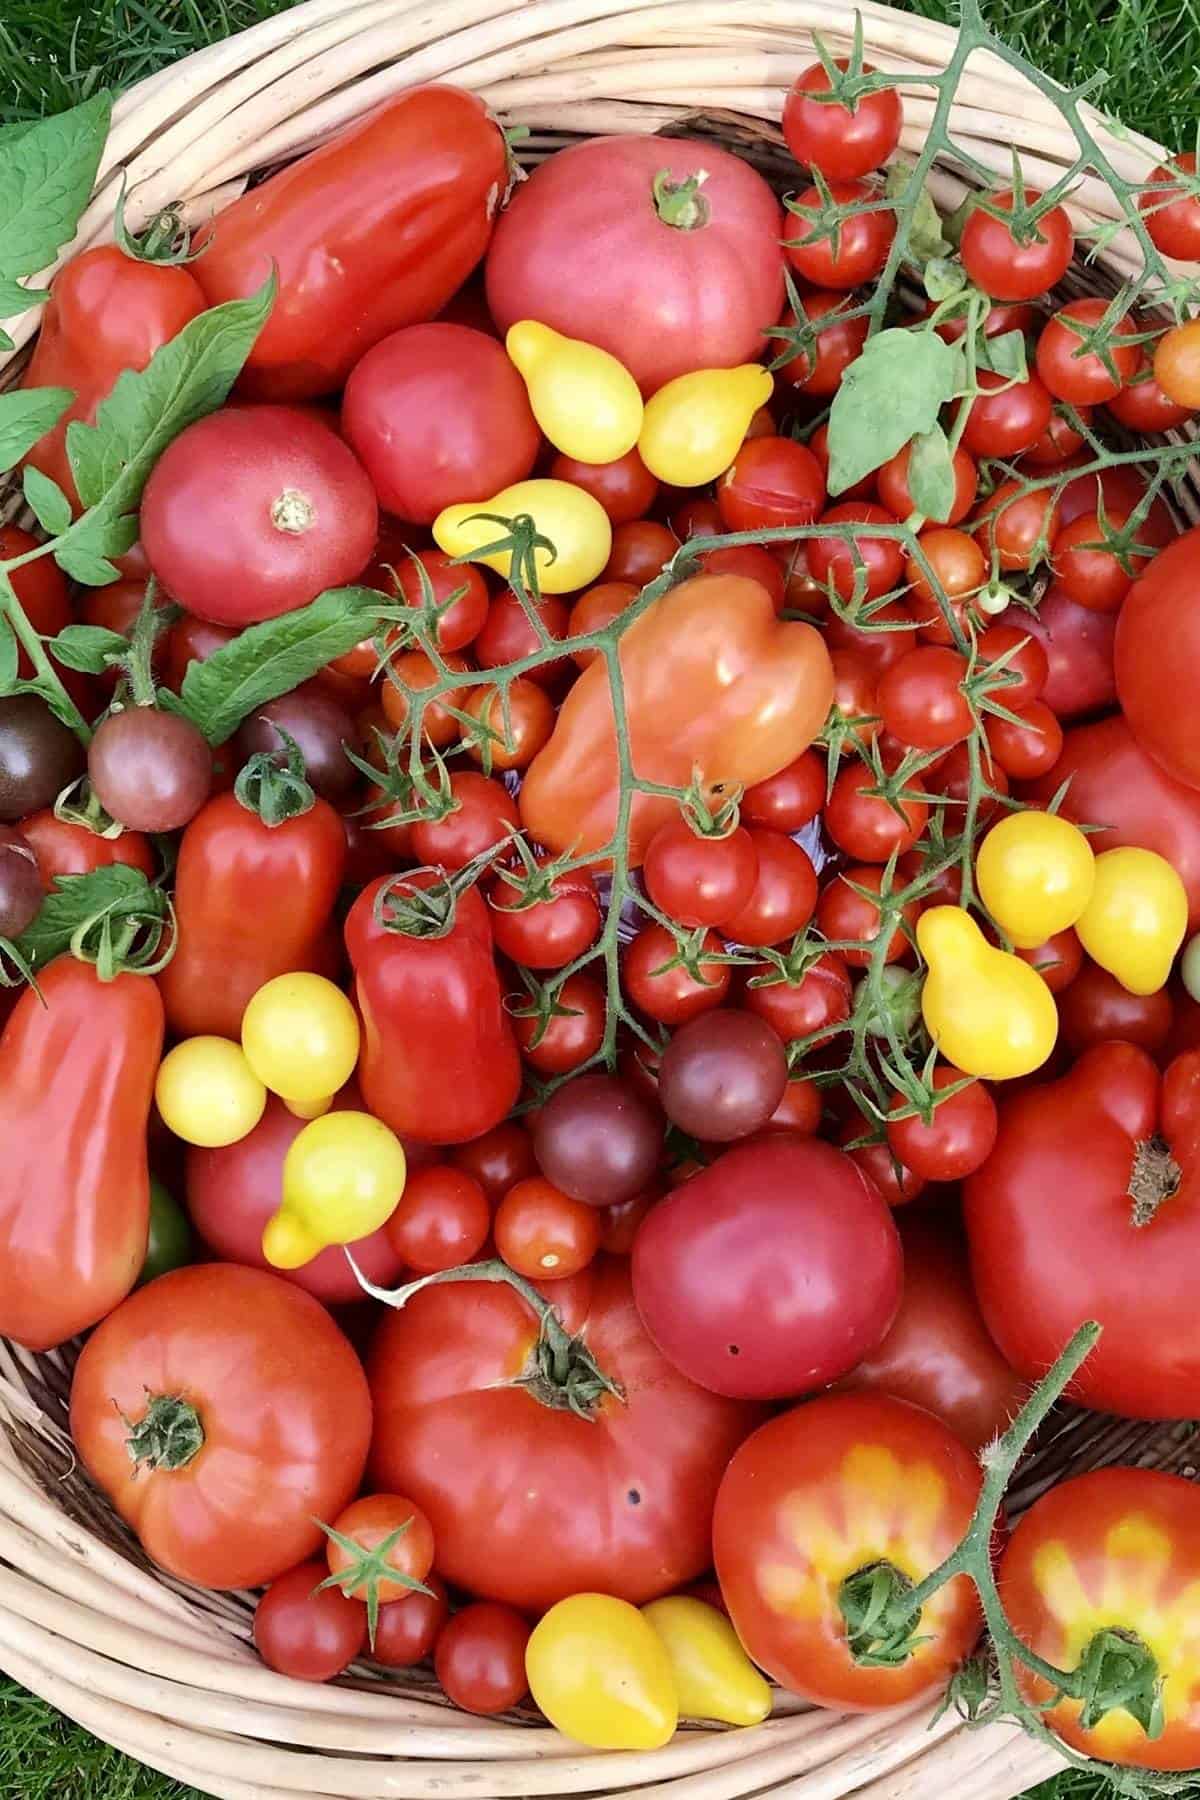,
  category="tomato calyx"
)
[234,729,316,827]
[375,842,507,941]
[316,1516,435,1648]
[1128,1133,1183,1229]
[652,169,711,232]
[122,1391,205,1473]
[679,767,744,840]
[113,176,201,267]
[838,1559,929,1668]
[52,777,127,842]
[1073,1626,1164,1740]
